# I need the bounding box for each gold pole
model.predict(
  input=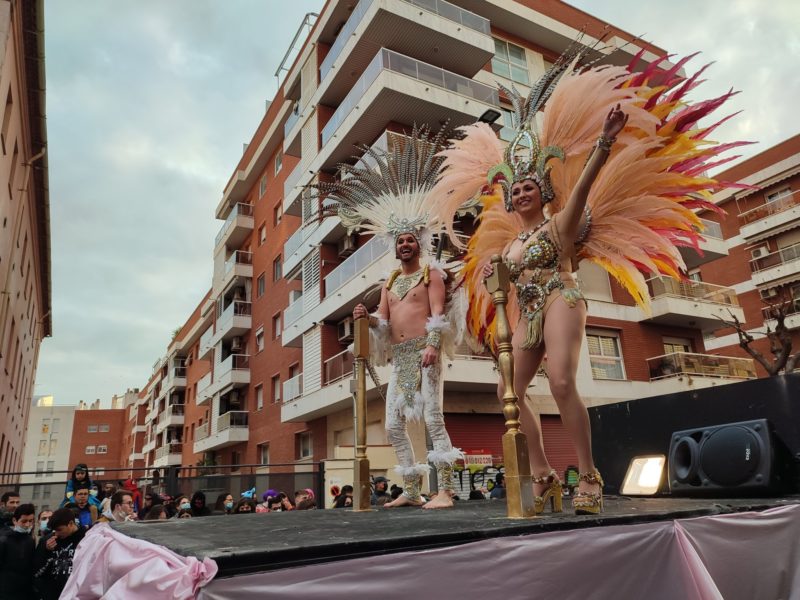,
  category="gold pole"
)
[484,255,536,518]
[352,317,372,511]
